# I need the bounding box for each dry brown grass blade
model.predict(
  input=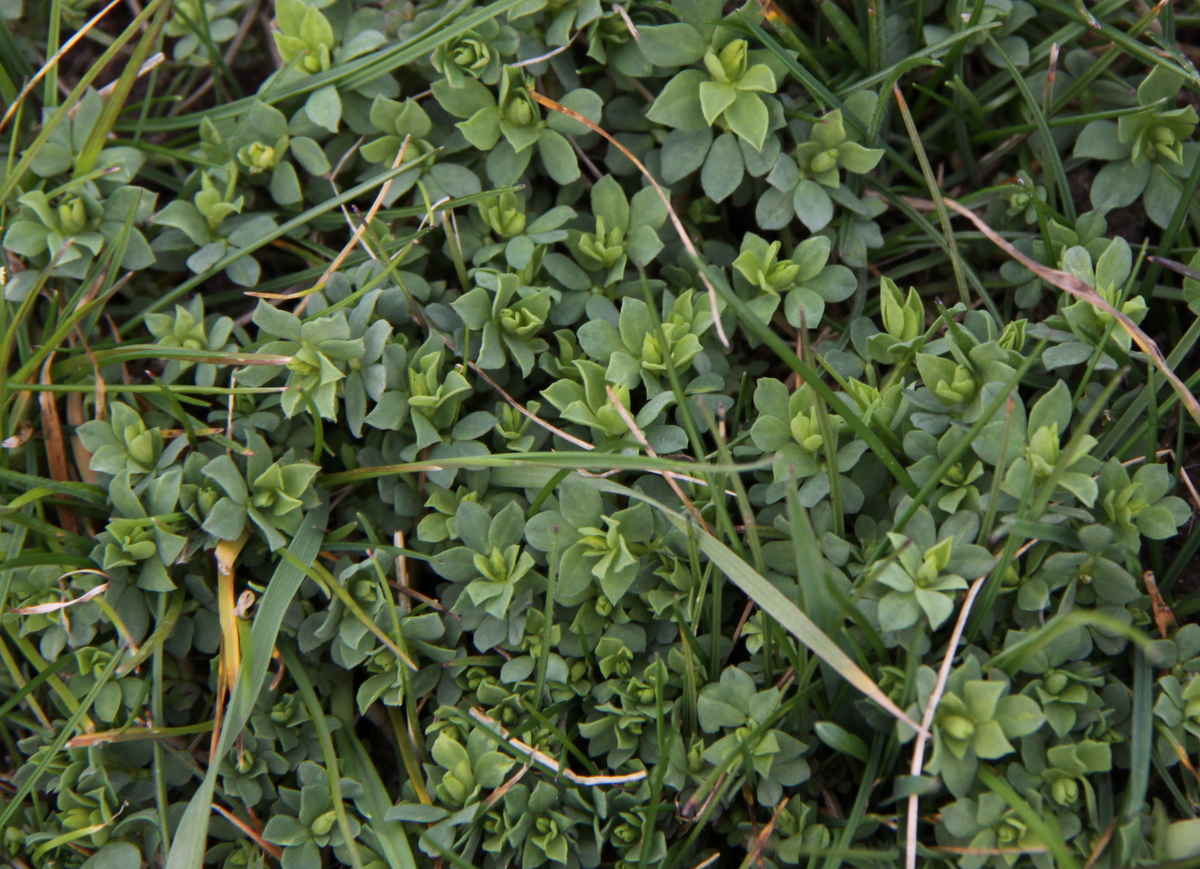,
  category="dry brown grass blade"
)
[941,196,1200,430]
[393,530,410,614]
[88,52,164,106]
[484,763,531,808]
[269,646,287,691]
[529,89,731,349]
[39,356,79,536]
[66,392,97,488]
[935,845,1051,856]
[1180,466,1200,515]
[1143,569,1179,638]
[44,266,109,514]
[730,598,757,647]
[741,799,788,869]
[1160,722,1200,783]
[12,582,108,614]
[249,137,412,305]
[211,532,250,765]
[469,361,595,450]
[687,854,721,869]
[681,771,727,819]
[612,3,641,40]
[0,0,125,134]
[906,571,988,869]
[1082,818,1119,869]
[1,420,32,449]
[67,719,213,748]
[605,384,711,532]
[211,804,283,860]
[470,707,648,785]
[71,305,109,432]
